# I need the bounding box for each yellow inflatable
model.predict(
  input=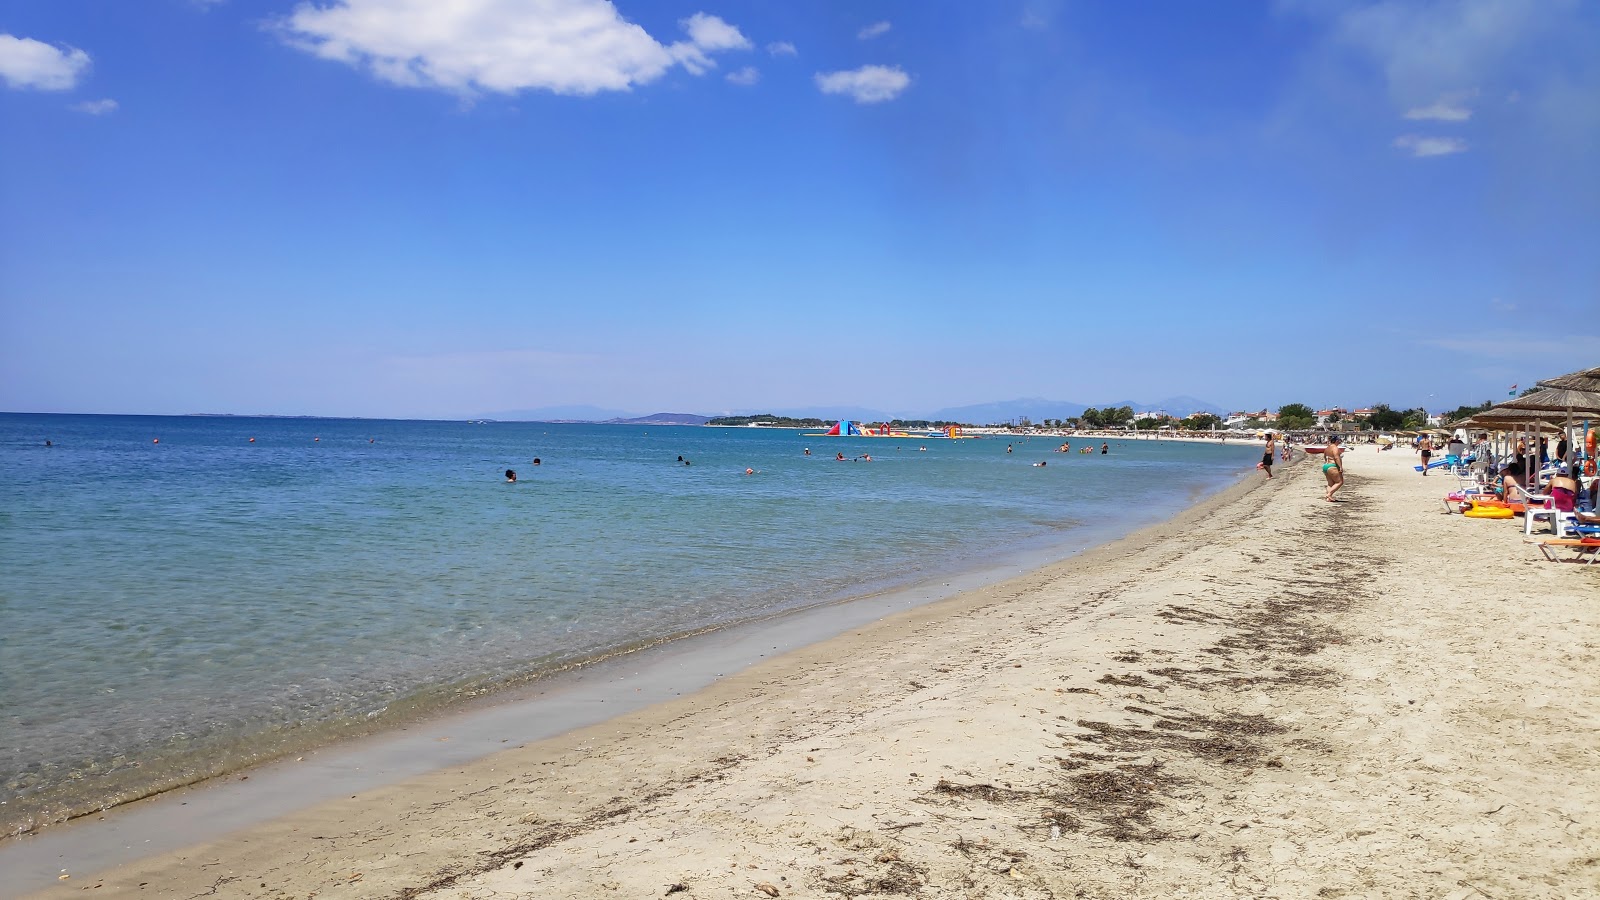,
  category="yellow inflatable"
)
[1462,502,1514,519]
